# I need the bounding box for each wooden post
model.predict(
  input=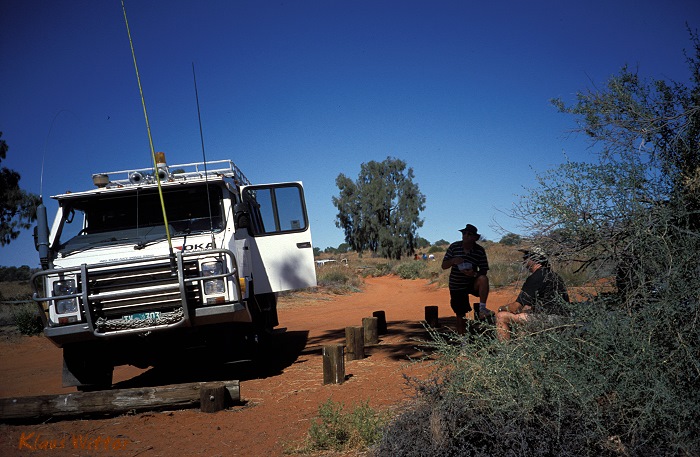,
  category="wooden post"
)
[425,305,439,327]
[345,326,365,361]
[200,382,226,413]
[373,310,387,334]
[322,344,345,384]
[363,317,378,345]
